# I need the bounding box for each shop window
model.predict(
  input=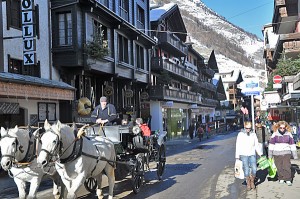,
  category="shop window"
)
[38,103,56,121]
